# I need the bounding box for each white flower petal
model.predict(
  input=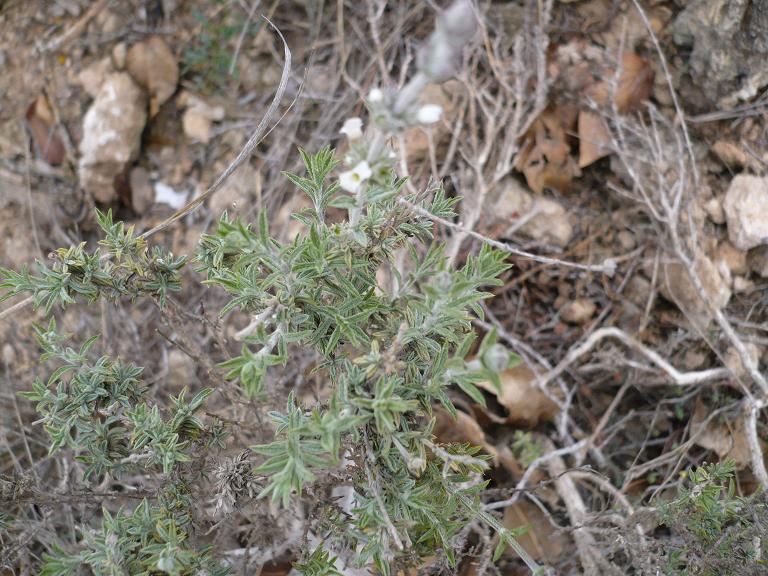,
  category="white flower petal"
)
[339,161,373,193]
[353,161,372,180]
[339,170,361,193]
[339,117,363,140]
[368,88,384,102]
[417,104,443,124]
